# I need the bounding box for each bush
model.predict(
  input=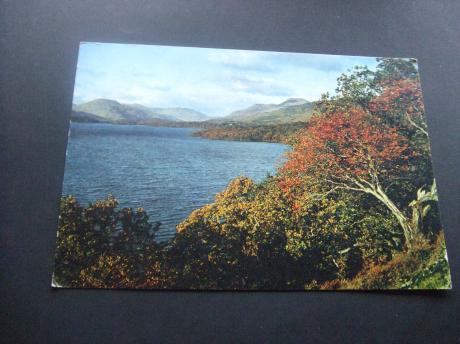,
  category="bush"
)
[53,196,166,288]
